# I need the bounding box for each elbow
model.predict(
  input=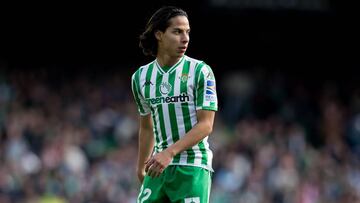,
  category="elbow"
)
[204,123,213,135]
